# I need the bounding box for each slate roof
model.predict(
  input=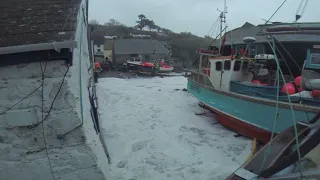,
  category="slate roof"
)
[0,0,82,48]
[114,39,170,55]
[91,35,105,46]
[213,22,320,46]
